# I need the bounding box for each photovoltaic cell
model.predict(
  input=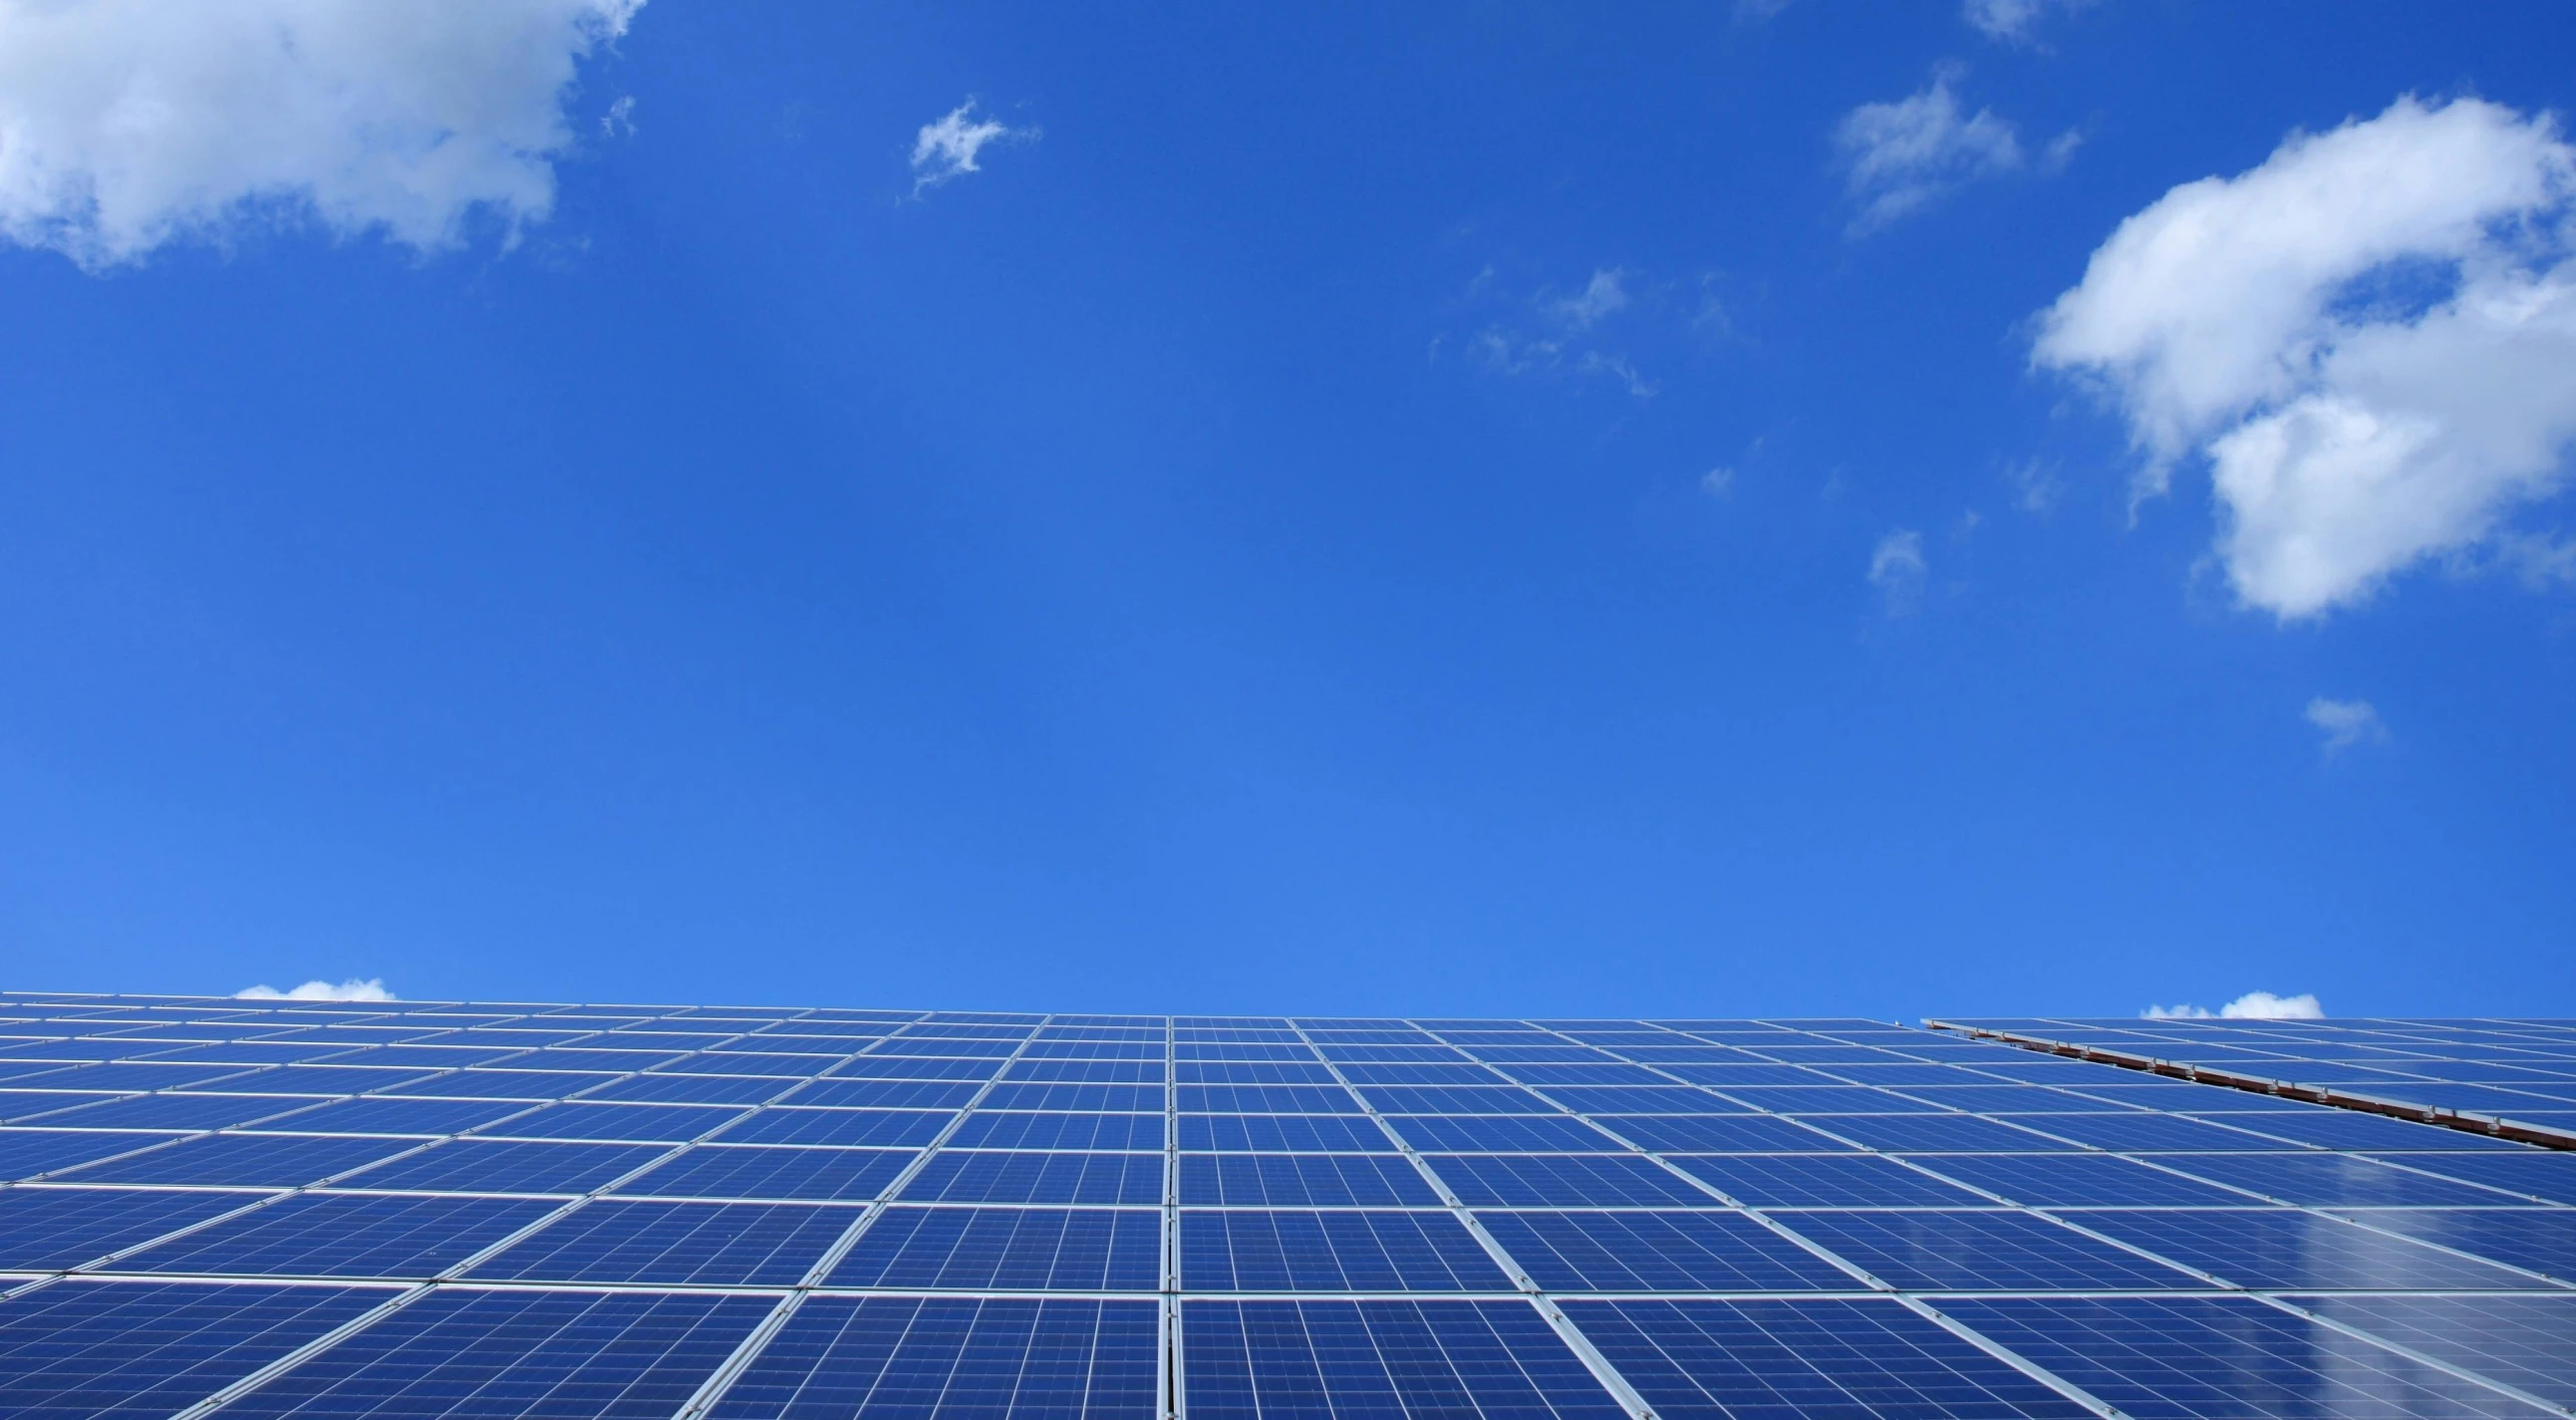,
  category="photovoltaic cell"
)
[1900,1152,2255,1207]
[2063,1208,2557,1291]
[2335,1209,2576,1282]
[120,1191,560,1278]
[469,1199,859,1285]
[335,1139,672,1195]
[0,1279,390,1420]
[618,1146,917,1202]
[0,1186,260,1271]
[1476,1211,1854,1292]
[1184,1299,1626,1420]
[2306,1294,2576,1407]
[1180,1210,1514,1292]
[1938,1294,2551,1419]
[1669,1154,1991,1208]
[0,1127,178,1181]
[947,1112,1165,1151]
[710,1296,1159,1420]
[1179,1114,1392,1152]
[828,1206,1162,1290]
[716,1109,955,1148]
[1767,1210,2199,1291]
[1425,1153,1715,1207]
[59,1132,421,1189]
[1564,1298,2093,1420]
[1179,1153,1442,1207]
[900,1151,1164,1206]
[217,1287,776,1419]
